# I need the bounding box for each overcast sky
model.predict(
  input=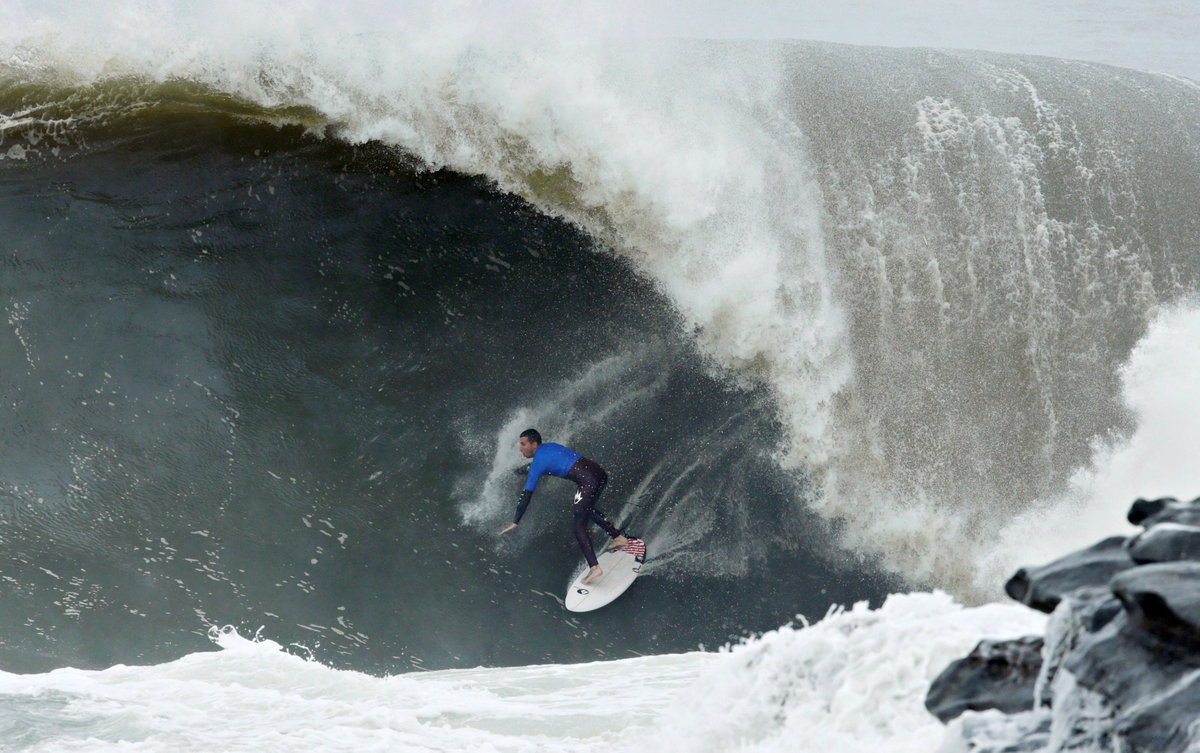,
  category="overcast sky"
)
[613,0,1200,81]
